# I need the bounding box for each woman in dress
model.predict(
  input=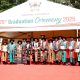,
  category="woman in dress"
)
[53,37,61,64]
[8,39,17,64]
[60,37,68,64]
[69,37,77,65]
[1,39,8,64]
[16,40,22,64]
[33,38,40,63]
[48,39,54,64]
[76,37,80,66]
